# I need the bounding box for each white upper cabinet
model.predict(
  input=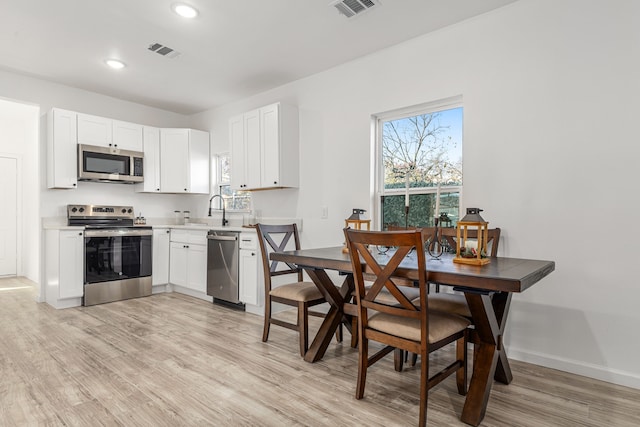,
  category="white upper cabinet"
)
[77,113,112,147]
[230,102,299,191]
[48,107,208,193]
[159,128,210,194]
[188,129,210,194]
[230,109,261,190]
[229,114,245,190]
[47,108,78,189]
[77,114,143,151]
[160,129,190,193]
[112,120,143,151]
[139,126,161,192]
[260,103,299,189]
